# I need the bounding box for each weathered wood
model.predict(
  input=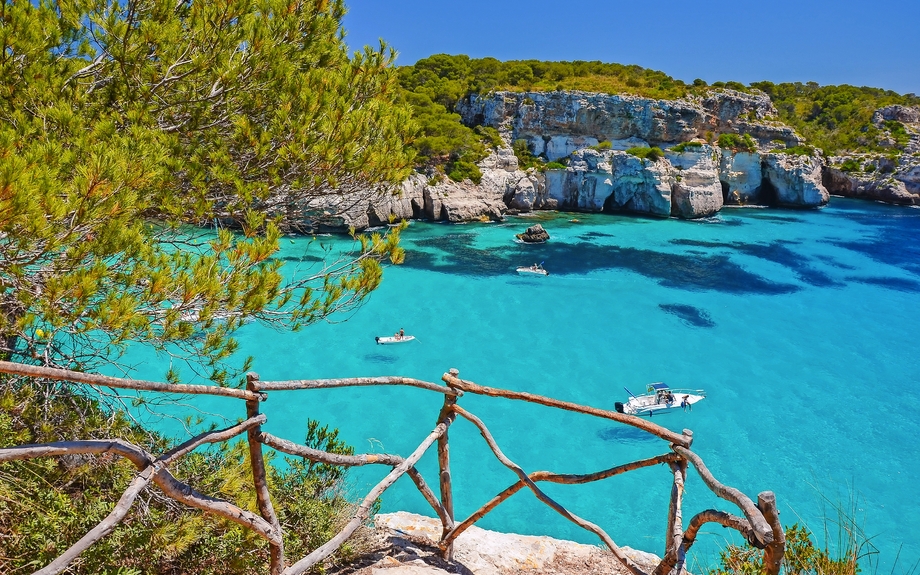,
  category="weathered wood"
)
[654,461,687,575]
[436,388,458,561]
[0,438,279,544]
[442,372,691,447]
[407,467,452,529]
[161,415,266,465]
[681,509,755,551]
[441,453,680,549]
[0,360,262,401]
[758,491,785,575]
[33,466,155,575]
[259,432,404,467]
[672,445,773,546]
[451,405,649,575]
[282,423,448,575]
[257,376,460,396]
[246,373,285,575]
